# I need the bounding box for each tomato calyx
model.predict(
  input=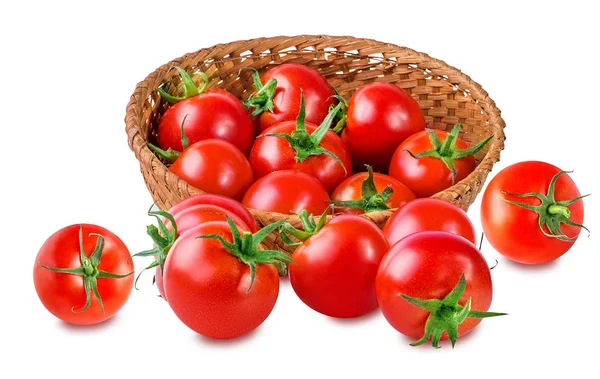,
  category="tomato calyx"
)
[330,91,348,133]
[197,217,293,292]
[156,66,210,104]
[147,115,190,163]
[132,208,178,290]
[398,273,506,349]
[260,92,347,172]
[39,225,134,313]
[279,208,329,247]
[328,165,394,213]
[503,170,591,241]
[242,68,278,117]
[404,124,492,184]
